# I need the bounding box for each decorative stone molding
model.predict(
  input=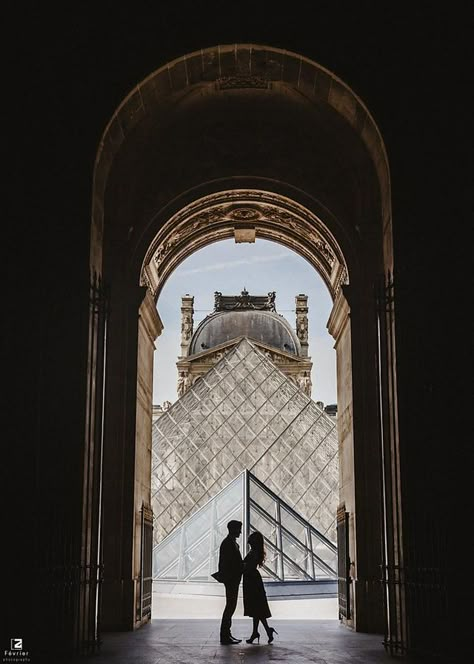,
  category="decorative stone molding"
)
[140,189,348,301]
[327,288,350,344]
[213,289,276,312]
[229,207,261,221]
[139,289,164,344]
